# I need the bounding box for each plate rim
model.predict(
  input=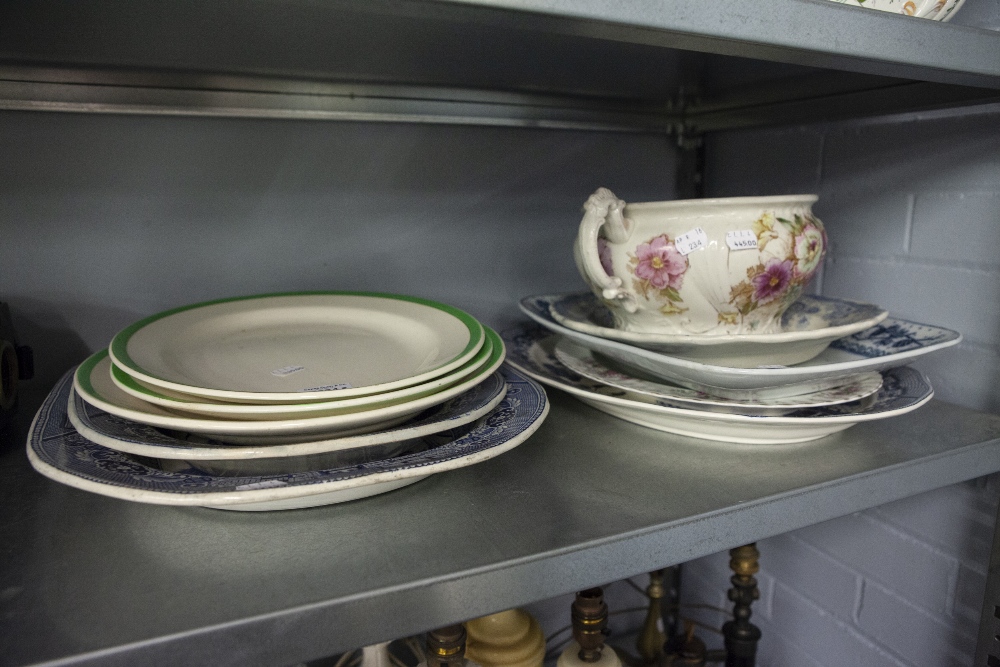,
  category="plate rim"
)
[548,292,889,346]
[76,328,506,438]
[30,365,548,507]
[108,335,494,418]
[109,291,485,402]
[520,294,961,379]
[553,336,884,411]
[502,323,933,426]
[69,372,508,460]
